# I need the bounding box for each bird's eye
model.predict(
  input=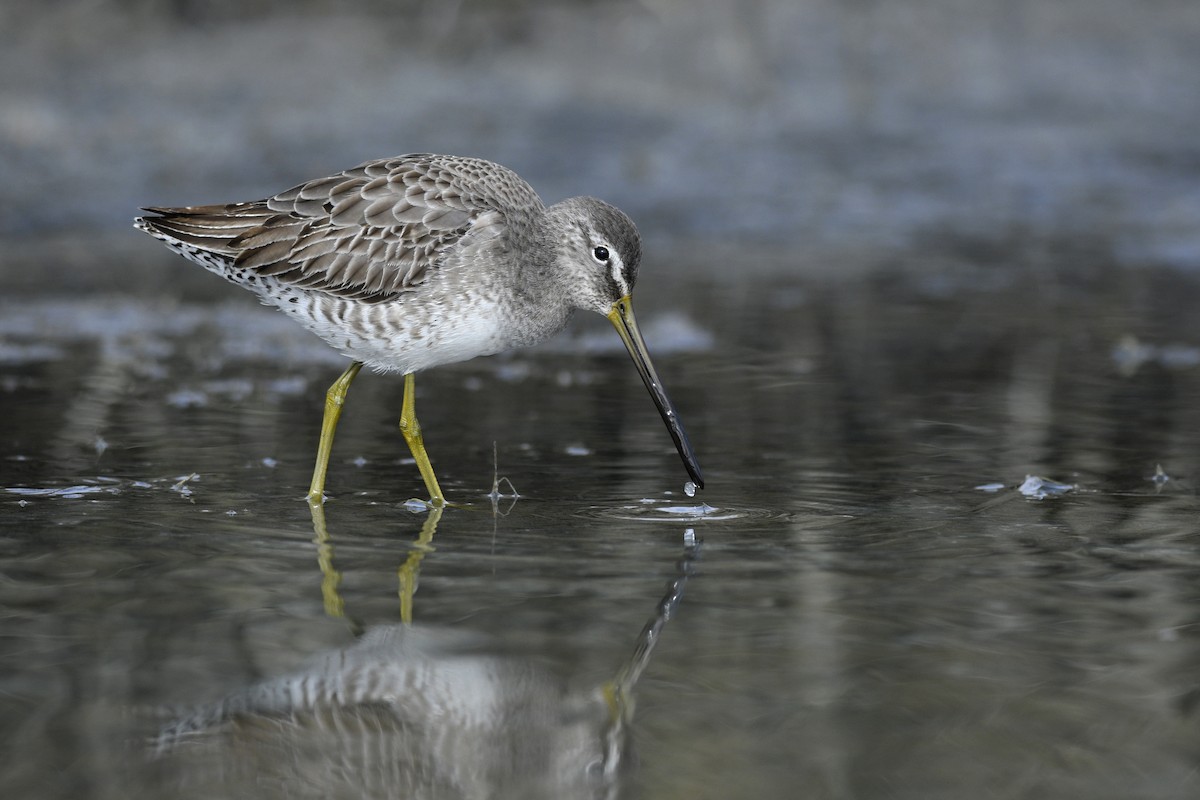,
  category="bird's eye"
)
[592,246,610,263]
